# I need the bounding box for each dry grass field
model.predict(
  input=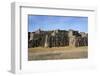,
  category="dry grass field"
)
[28,46,88,61]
